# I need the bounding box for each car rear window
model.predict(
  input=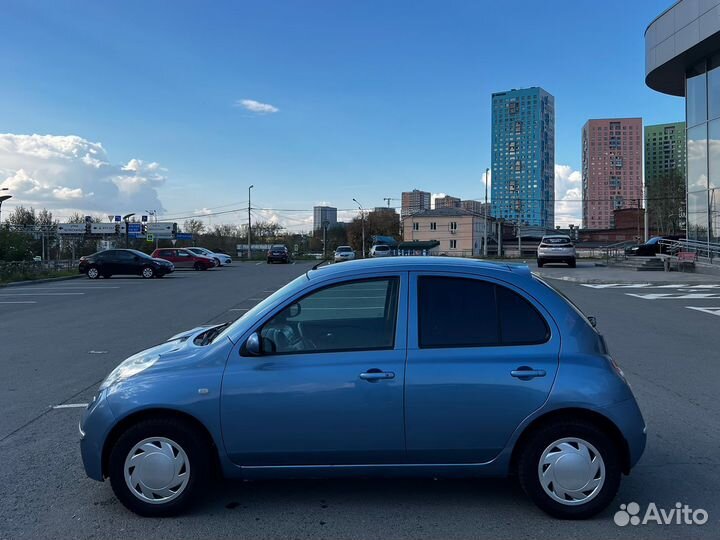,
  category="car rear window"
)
[417,276,549,348]
[542,237,572,244]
